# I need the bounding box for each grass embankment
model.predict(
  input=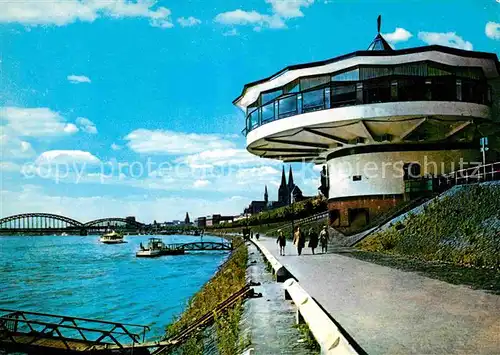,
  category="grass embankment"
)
[356,183,500,292]
[165,237,248,354]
